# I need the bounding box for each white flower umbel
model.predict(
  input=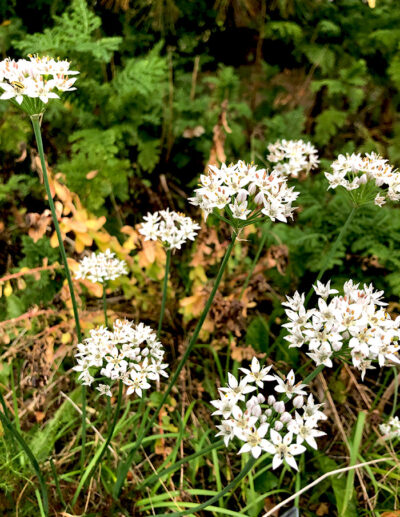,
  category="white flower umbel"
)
[325,153,400,206]
[139,209,200,251]
[75,249,128,284]
[283,280,400,380]
[211,358,326,468]
[73,319,168,396]
[379,415,400,441]
[189,161,299,224]
[0,55,78,115]
[267,139,320,178]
